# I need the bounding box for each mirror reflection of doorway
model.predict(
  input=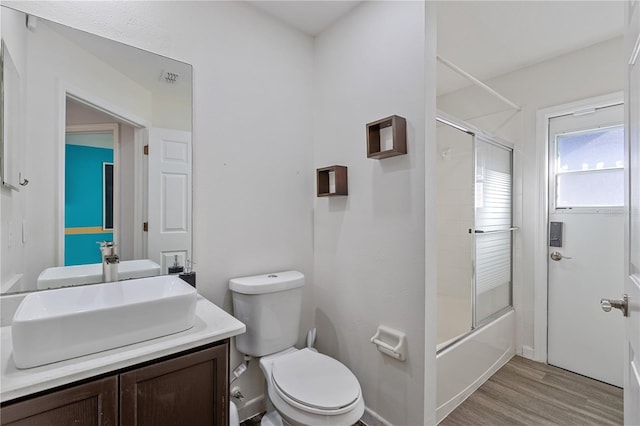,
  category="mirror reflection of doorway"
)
[63,96,142,267]
[62,94,152,270]
[64,125,118,265]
